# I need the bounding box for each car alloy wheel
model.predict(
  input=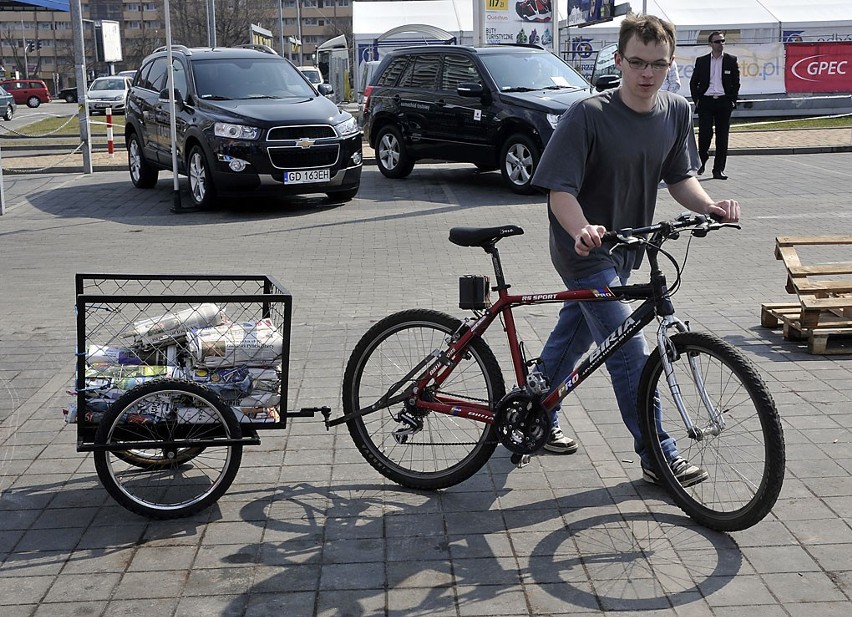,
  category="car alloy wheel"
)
[127,133,158,188]
[188,145,217,208]
[375,125,414,179]
[501,133,540,195]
